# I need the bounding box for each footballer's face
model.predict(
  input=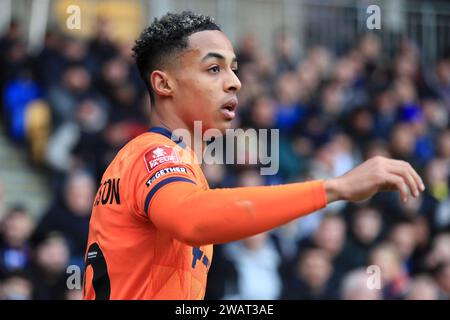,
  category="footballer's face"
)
[171,30,241,133]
